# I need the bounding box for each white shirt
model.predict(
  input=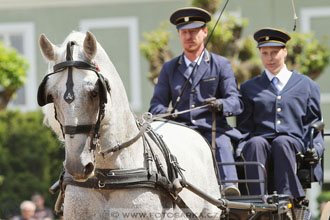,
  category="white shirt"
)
[265,64,292,91]
[184,51,204,67]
